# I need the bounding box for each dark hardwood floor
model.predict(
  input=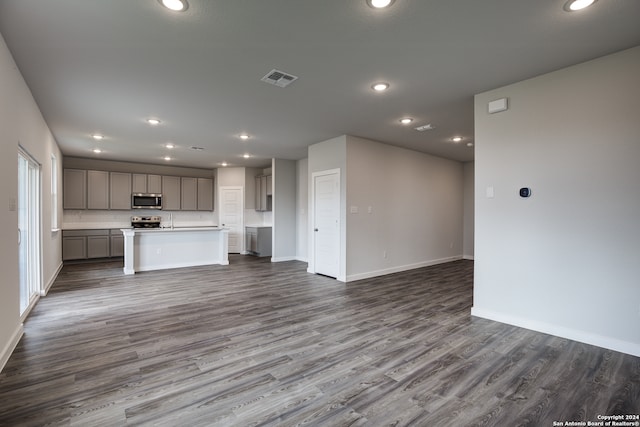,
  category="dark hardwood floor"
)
[0,256,638,426]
